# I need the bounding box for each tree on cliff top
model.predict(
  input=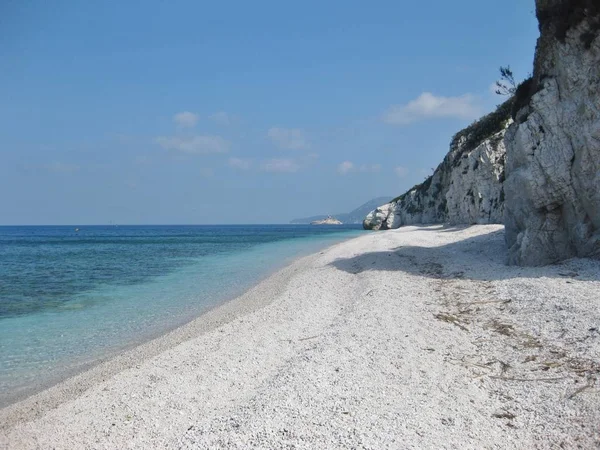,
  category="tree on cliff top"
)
[495,66,517,96]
